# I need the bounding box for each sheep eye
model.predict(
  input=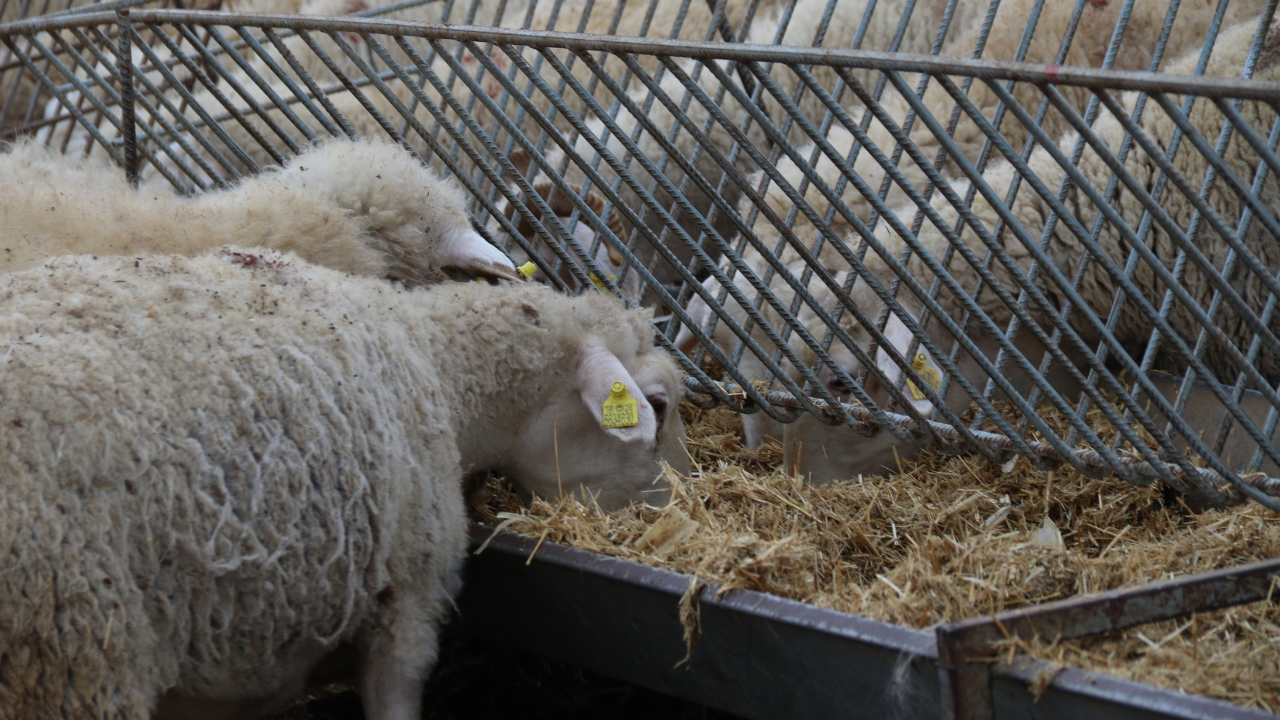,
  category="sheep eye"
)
[647,395,669,434]
[828,376,852,396]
